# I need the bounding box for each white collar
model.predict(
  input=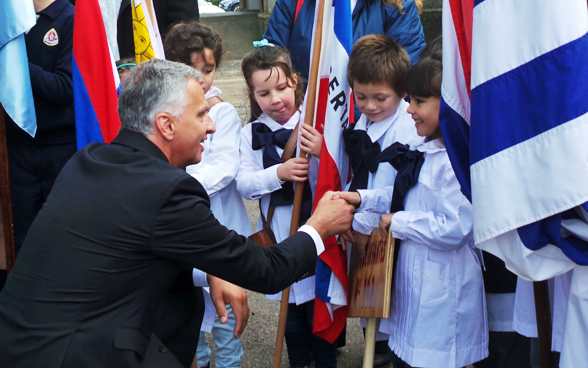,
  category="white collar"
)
[205,86,222,99]
[257,110,301,131]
